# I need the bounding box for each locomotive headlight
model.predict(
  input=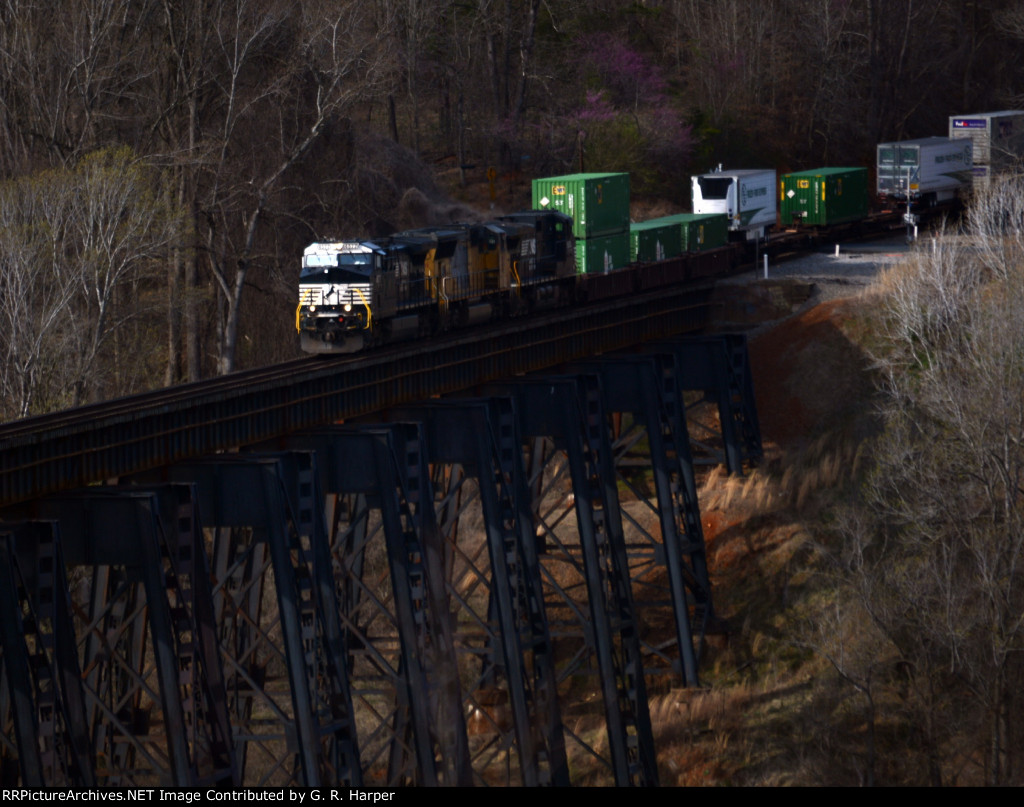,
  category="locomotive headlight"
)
[344,303,352,312]
[308,305,316,312]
